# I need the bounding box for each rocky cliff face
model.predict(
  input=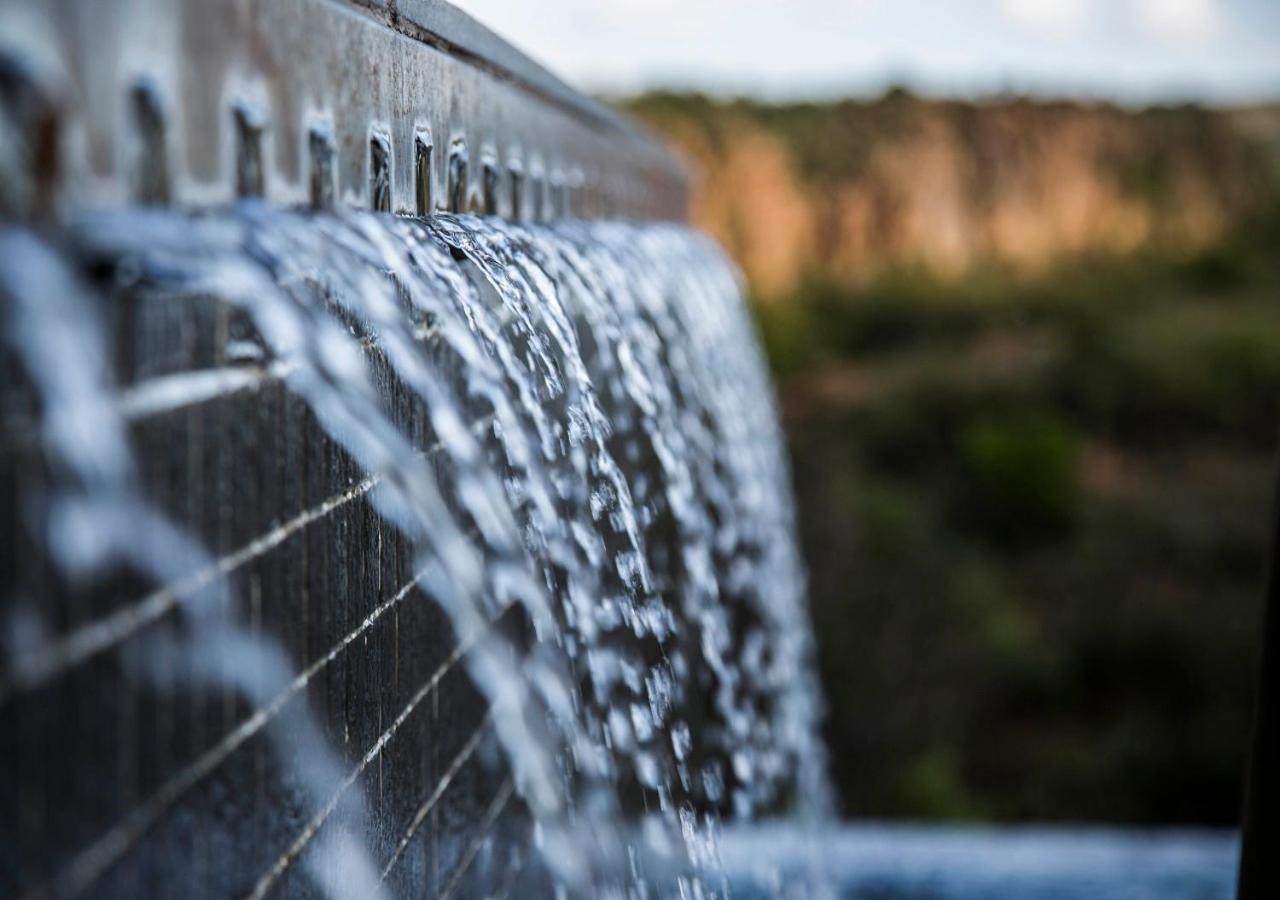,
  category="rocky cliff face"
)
[628,92,1277,299]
